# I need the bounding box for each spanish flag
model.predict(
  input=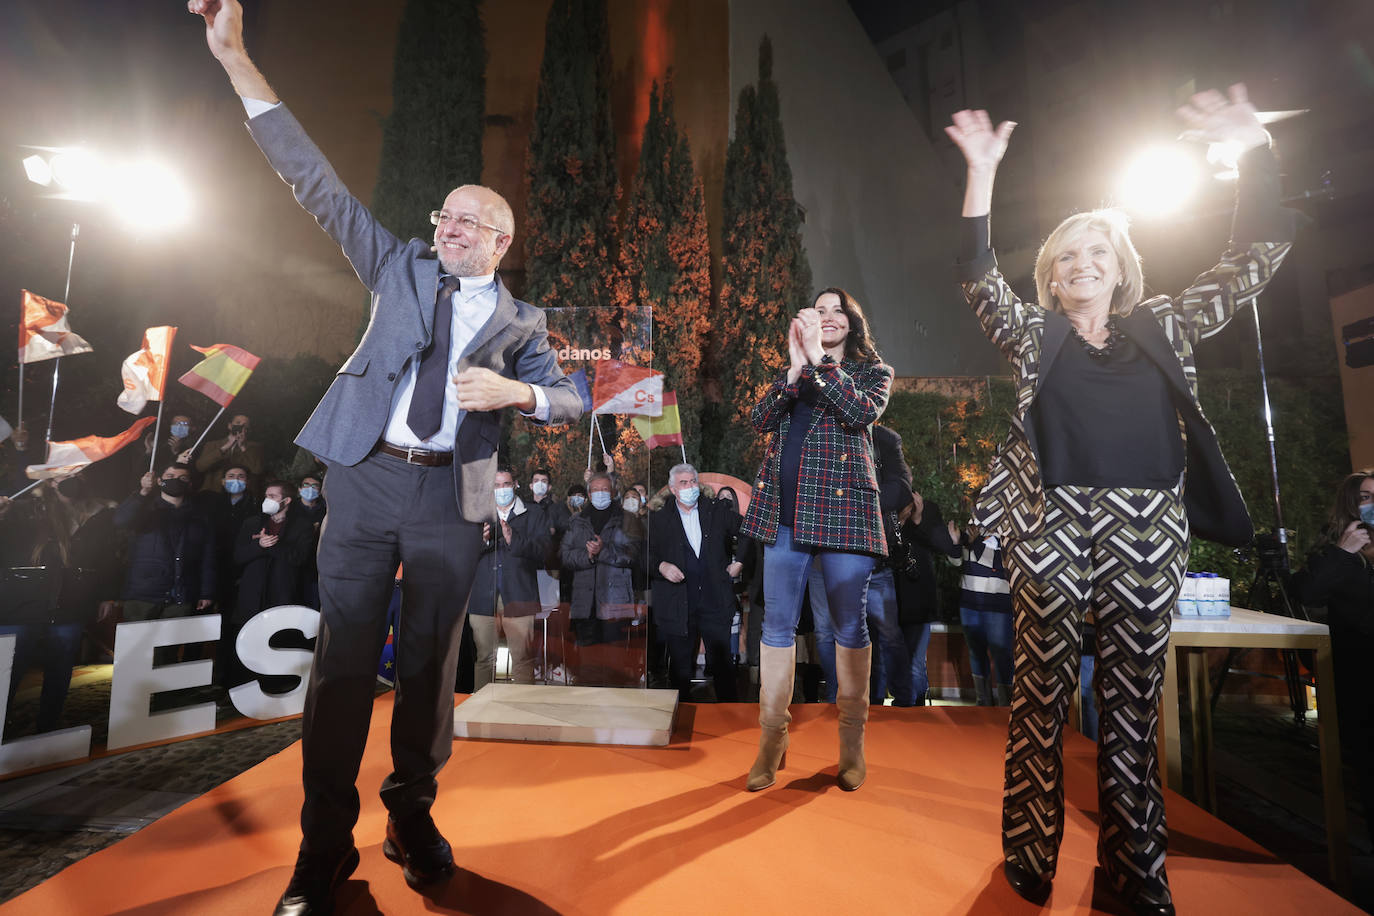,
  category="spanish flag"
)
[18,290,93,364]
[117,326,178,414]
[177,343,261,407]
[630,391,683,449]
[26,417,155,480]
